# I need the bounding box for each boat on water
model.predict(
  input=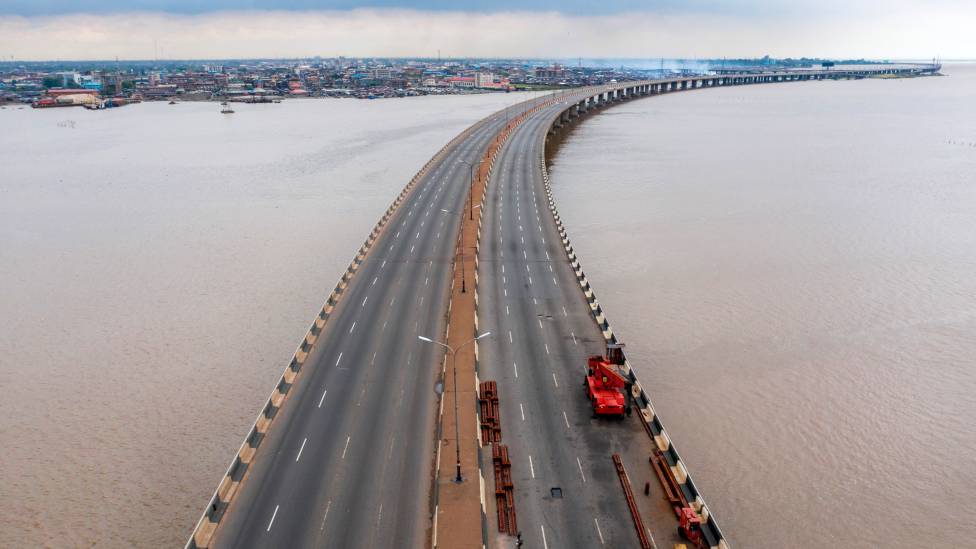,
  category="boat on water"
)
[169,100,177,105]
[221,101,234,114]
